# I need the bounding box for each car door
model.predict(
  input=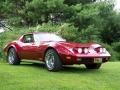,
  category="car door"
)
[20,34,40,60]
